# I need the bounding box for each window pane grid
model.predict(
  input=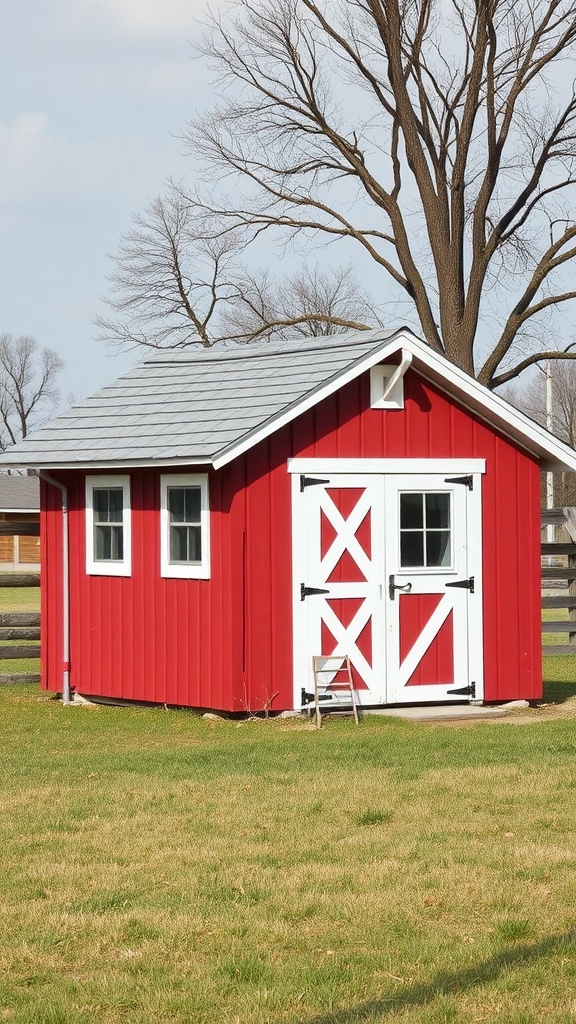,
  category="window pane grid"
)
[167,486,202,564]
[400,492,451,568]
[95,524,124,561]
[93,488,123,525]
[93,488,124,562]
